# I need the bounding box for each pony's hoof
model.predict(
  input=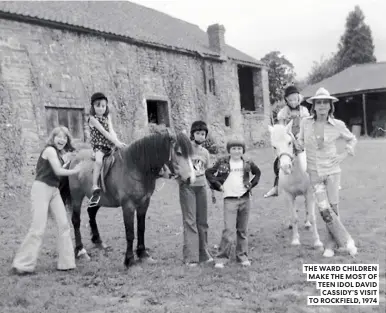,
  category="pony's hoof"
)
[314,240,324,249]
[291,239,300,246]
[323,249,335,258]
[124,256,136,268]
[95,242,111,251]
[76,248,91,261]
[140,256,157,264]
[304,221,312,229]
